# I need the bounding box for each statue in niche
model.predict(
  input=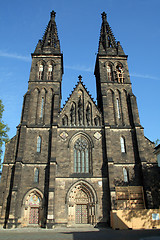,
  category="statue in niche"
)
[78,96,83,125]
[62,115,68,126]
[94,116,100,126]
[86,105,91,125]
[70,105,75,125]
